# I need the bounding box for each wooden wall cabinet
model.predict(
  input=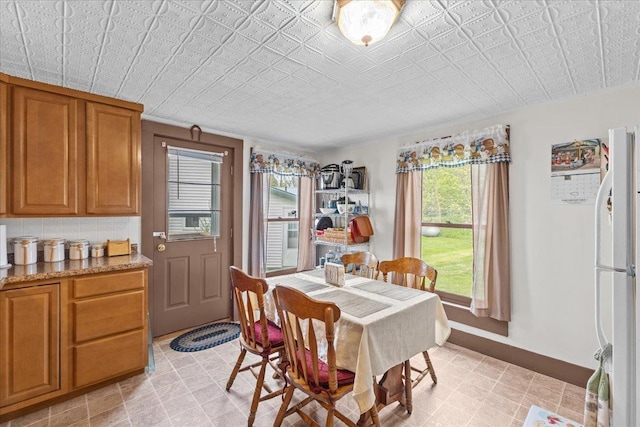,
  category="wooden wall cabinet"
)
[86,102,140,215]
[0,73,143,217]
[0,268,148,421]
[12,87,80,215]
[0,284,64,407]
